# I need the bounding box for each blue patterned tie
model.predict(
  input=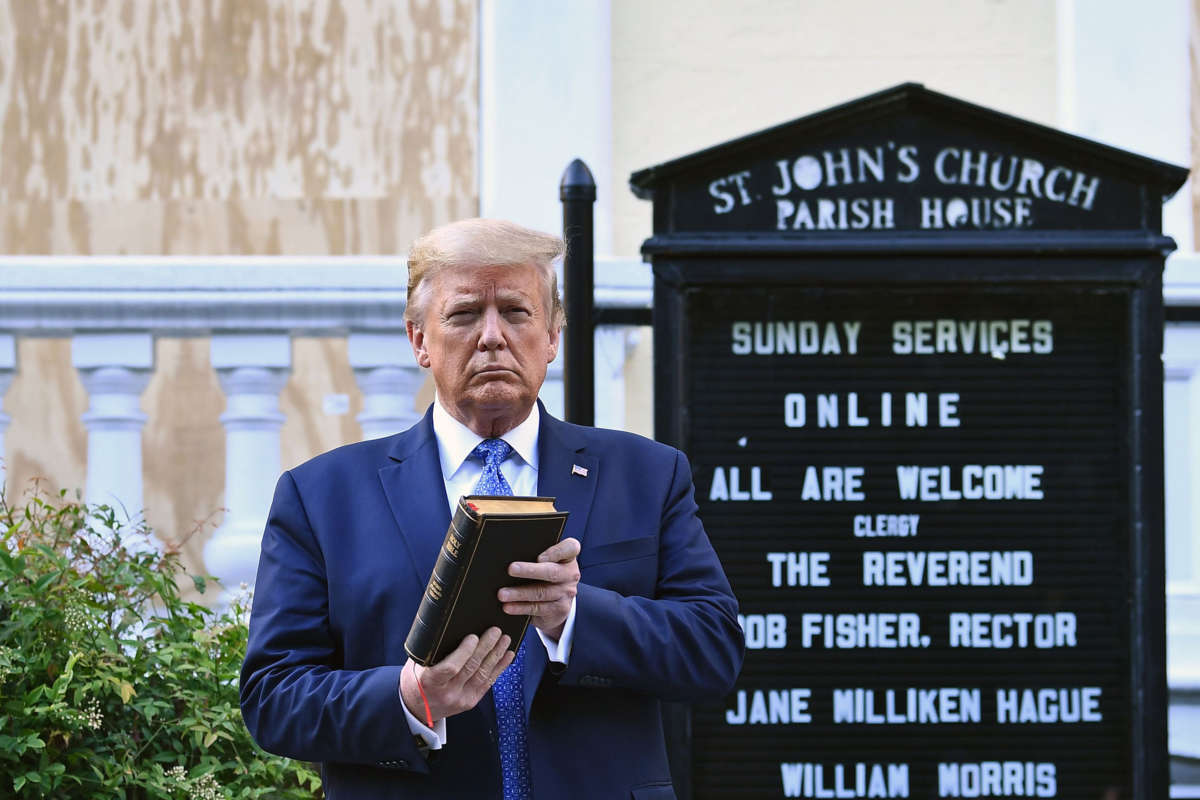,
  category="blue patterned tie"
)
[470,439,532,800]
